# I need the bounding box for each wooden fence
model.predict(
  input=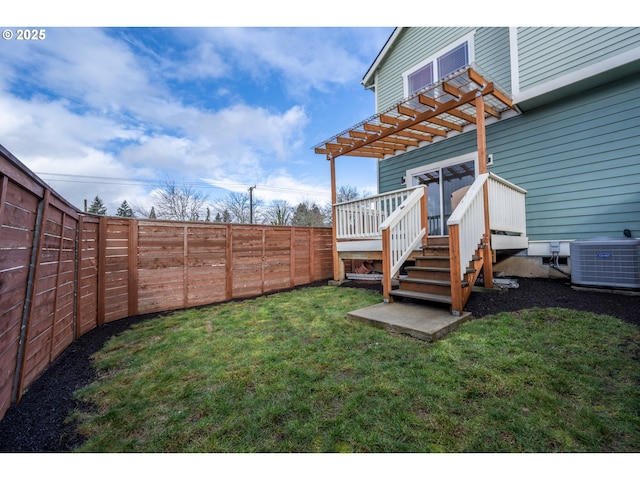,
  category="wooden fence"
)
[0,145,332,422]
